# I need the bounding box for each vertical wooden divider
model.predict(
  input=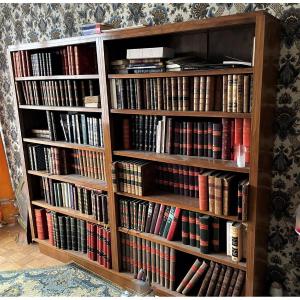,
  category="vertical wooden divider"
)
[246,13,280,295]
[96,37,121,272]
[7,49,36,239]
